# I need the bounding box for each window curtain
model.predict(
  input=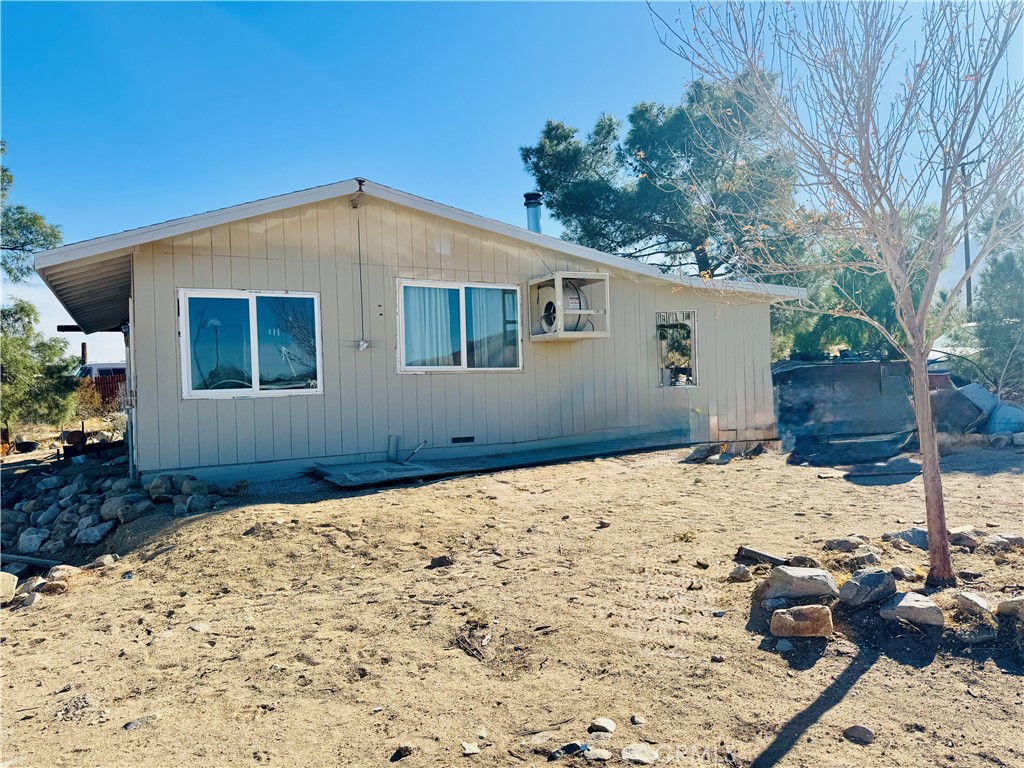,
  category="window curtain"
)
[466,287,518,368]
[403,286,461,367]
